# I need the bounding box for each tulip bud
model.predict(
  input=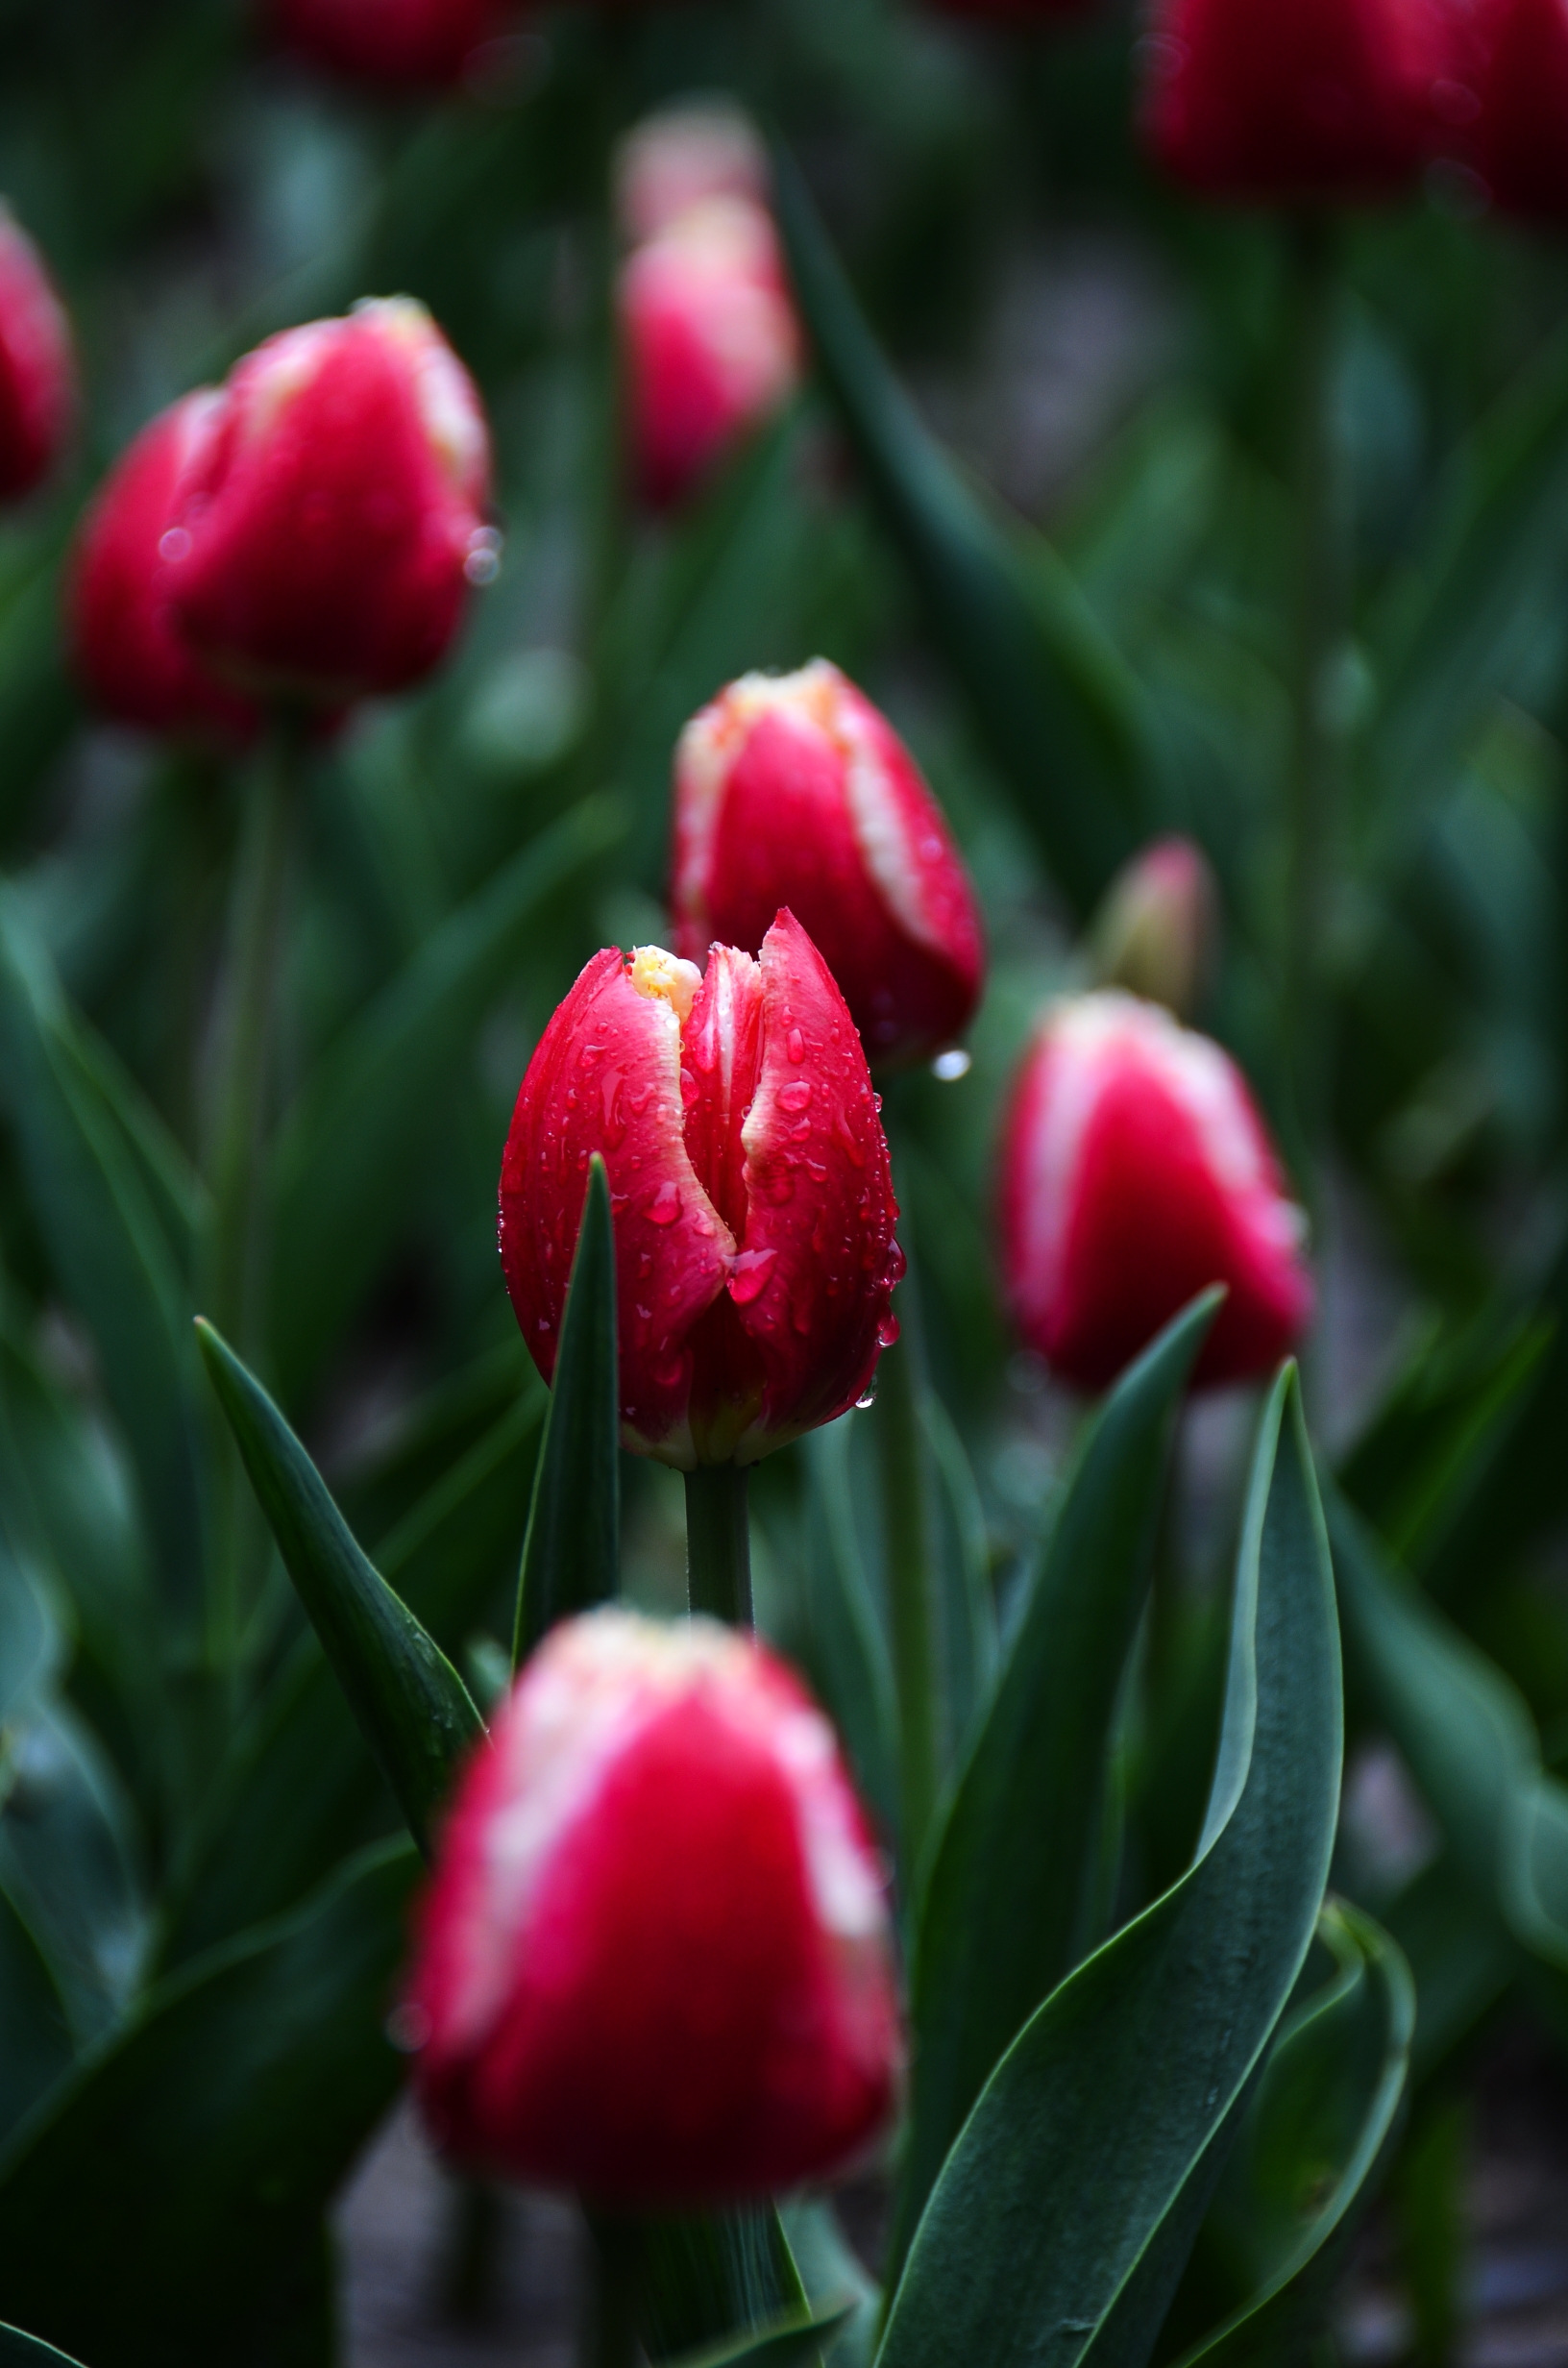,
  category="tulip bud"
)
[997,991,1312,1392]
[1468,0,1568,221]
[500,910,902,1468]
[1088,834,1217,1021]
[620,196,801,509]
[616,103,771,244]
[160,298,494,704]
[65,394,261,745]
[0,208,74,503]
[1140,0,1449,203]
[269,0,511,86]
[673,662,985,1068]
[406,1607,901,2202]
